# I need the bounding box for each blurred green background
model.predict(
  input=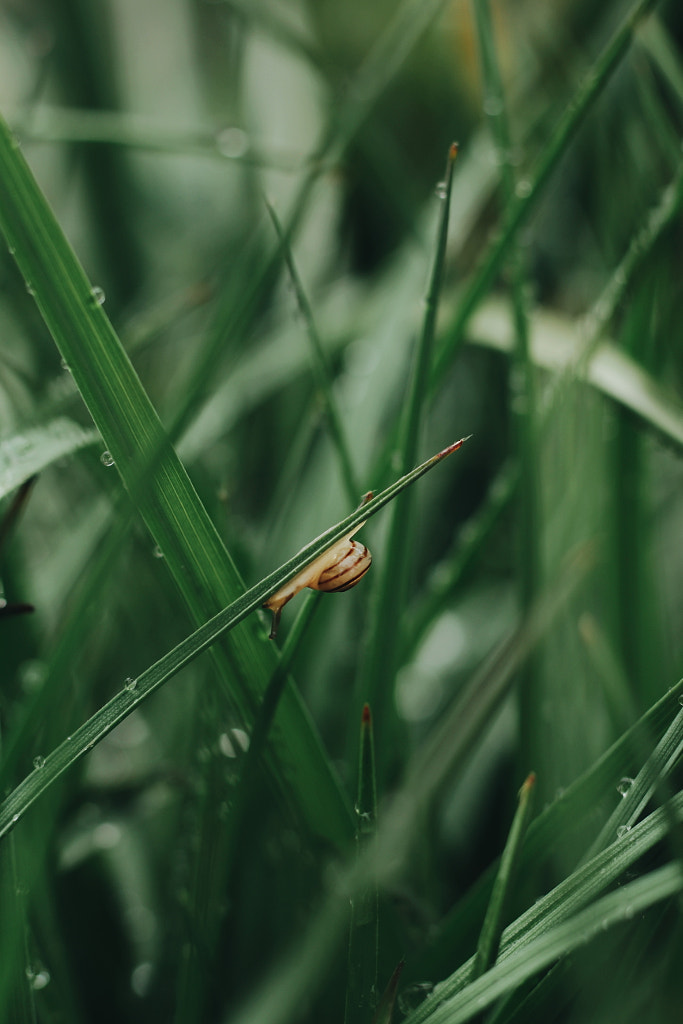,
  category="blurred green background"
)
[1,0,683,1021]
